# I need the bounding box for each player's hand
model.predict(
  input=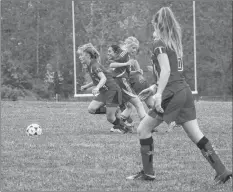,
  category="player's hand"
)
[138,75,145,84]
[147,66,153,72]
[127,59,134,66]
[138,88,154,101]
[92,87,100,96]
[139,69,143,75]
[153,93,164,113]
[80,85,87,92]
